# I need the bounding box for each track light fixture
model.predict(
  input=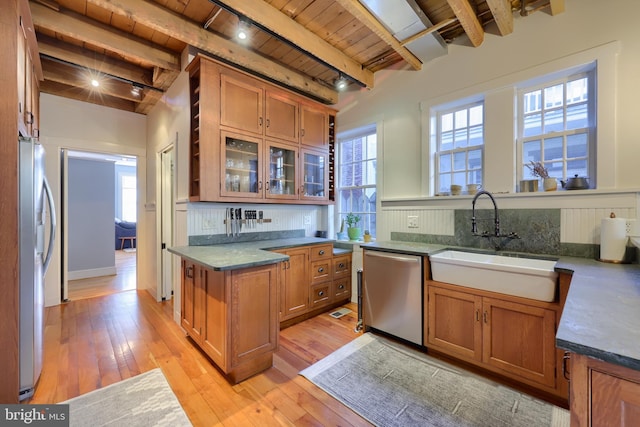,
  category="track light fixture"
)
[131,84,142,97]
[335,74,348,91]
[236,17,251,41]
